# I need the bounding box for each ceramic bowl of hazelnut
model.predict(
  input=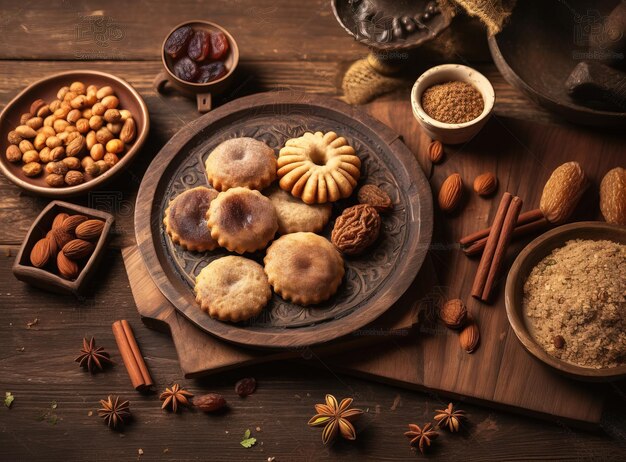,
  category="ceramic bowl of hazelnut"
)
[411,64,495,144]
[0,70,149,198]
[155,20,240,113]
